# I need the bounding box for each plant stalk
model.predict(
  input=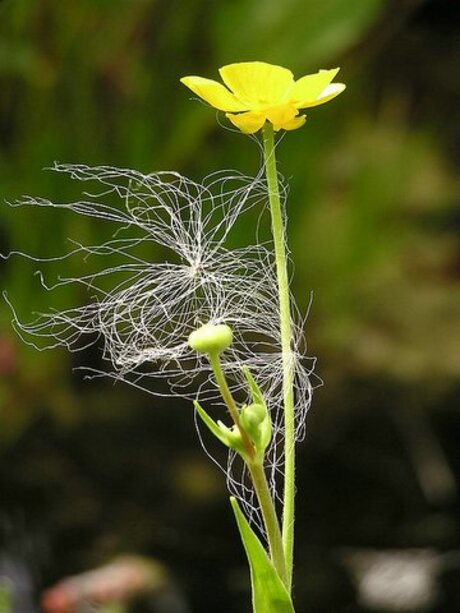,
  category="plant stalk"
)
[247,460,287,586]
[208,352,287,585]
[262,122,296,589]
[209,353,254,457]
